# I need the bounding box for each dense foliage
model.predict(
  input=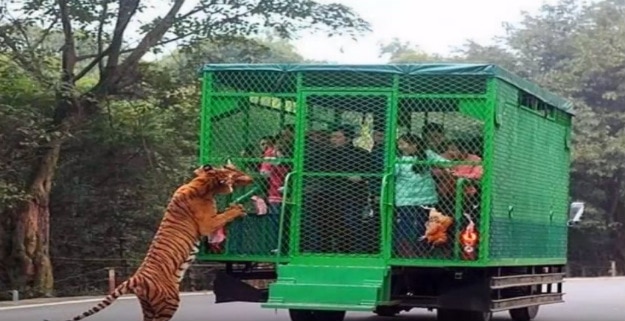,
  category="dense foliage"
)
[0,0,622,298]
